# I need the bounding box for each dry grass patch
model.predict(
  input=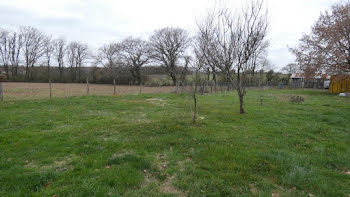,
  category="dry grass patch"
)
[2,82,175,100]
